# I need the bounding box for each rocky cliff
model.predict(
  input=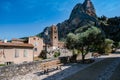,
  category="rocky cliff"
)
[57,0,97,39]
[37,0,97,41]
[37,0,120,42]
